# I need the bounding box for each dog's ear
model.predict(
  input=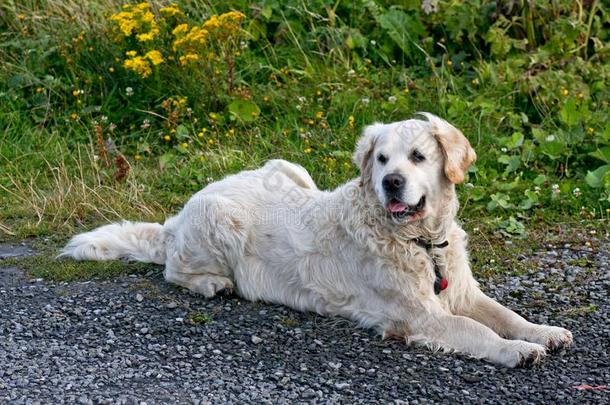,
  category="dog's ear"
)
[353,123,384,187]
[421,113,476,184]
